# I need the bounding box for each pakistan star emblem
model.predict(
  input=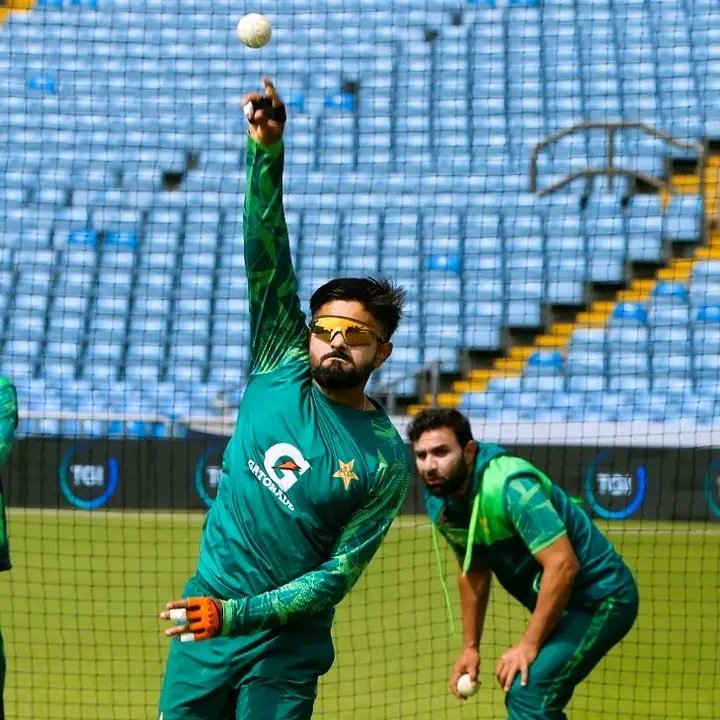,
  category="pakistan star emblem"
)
[333,459,359,490]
